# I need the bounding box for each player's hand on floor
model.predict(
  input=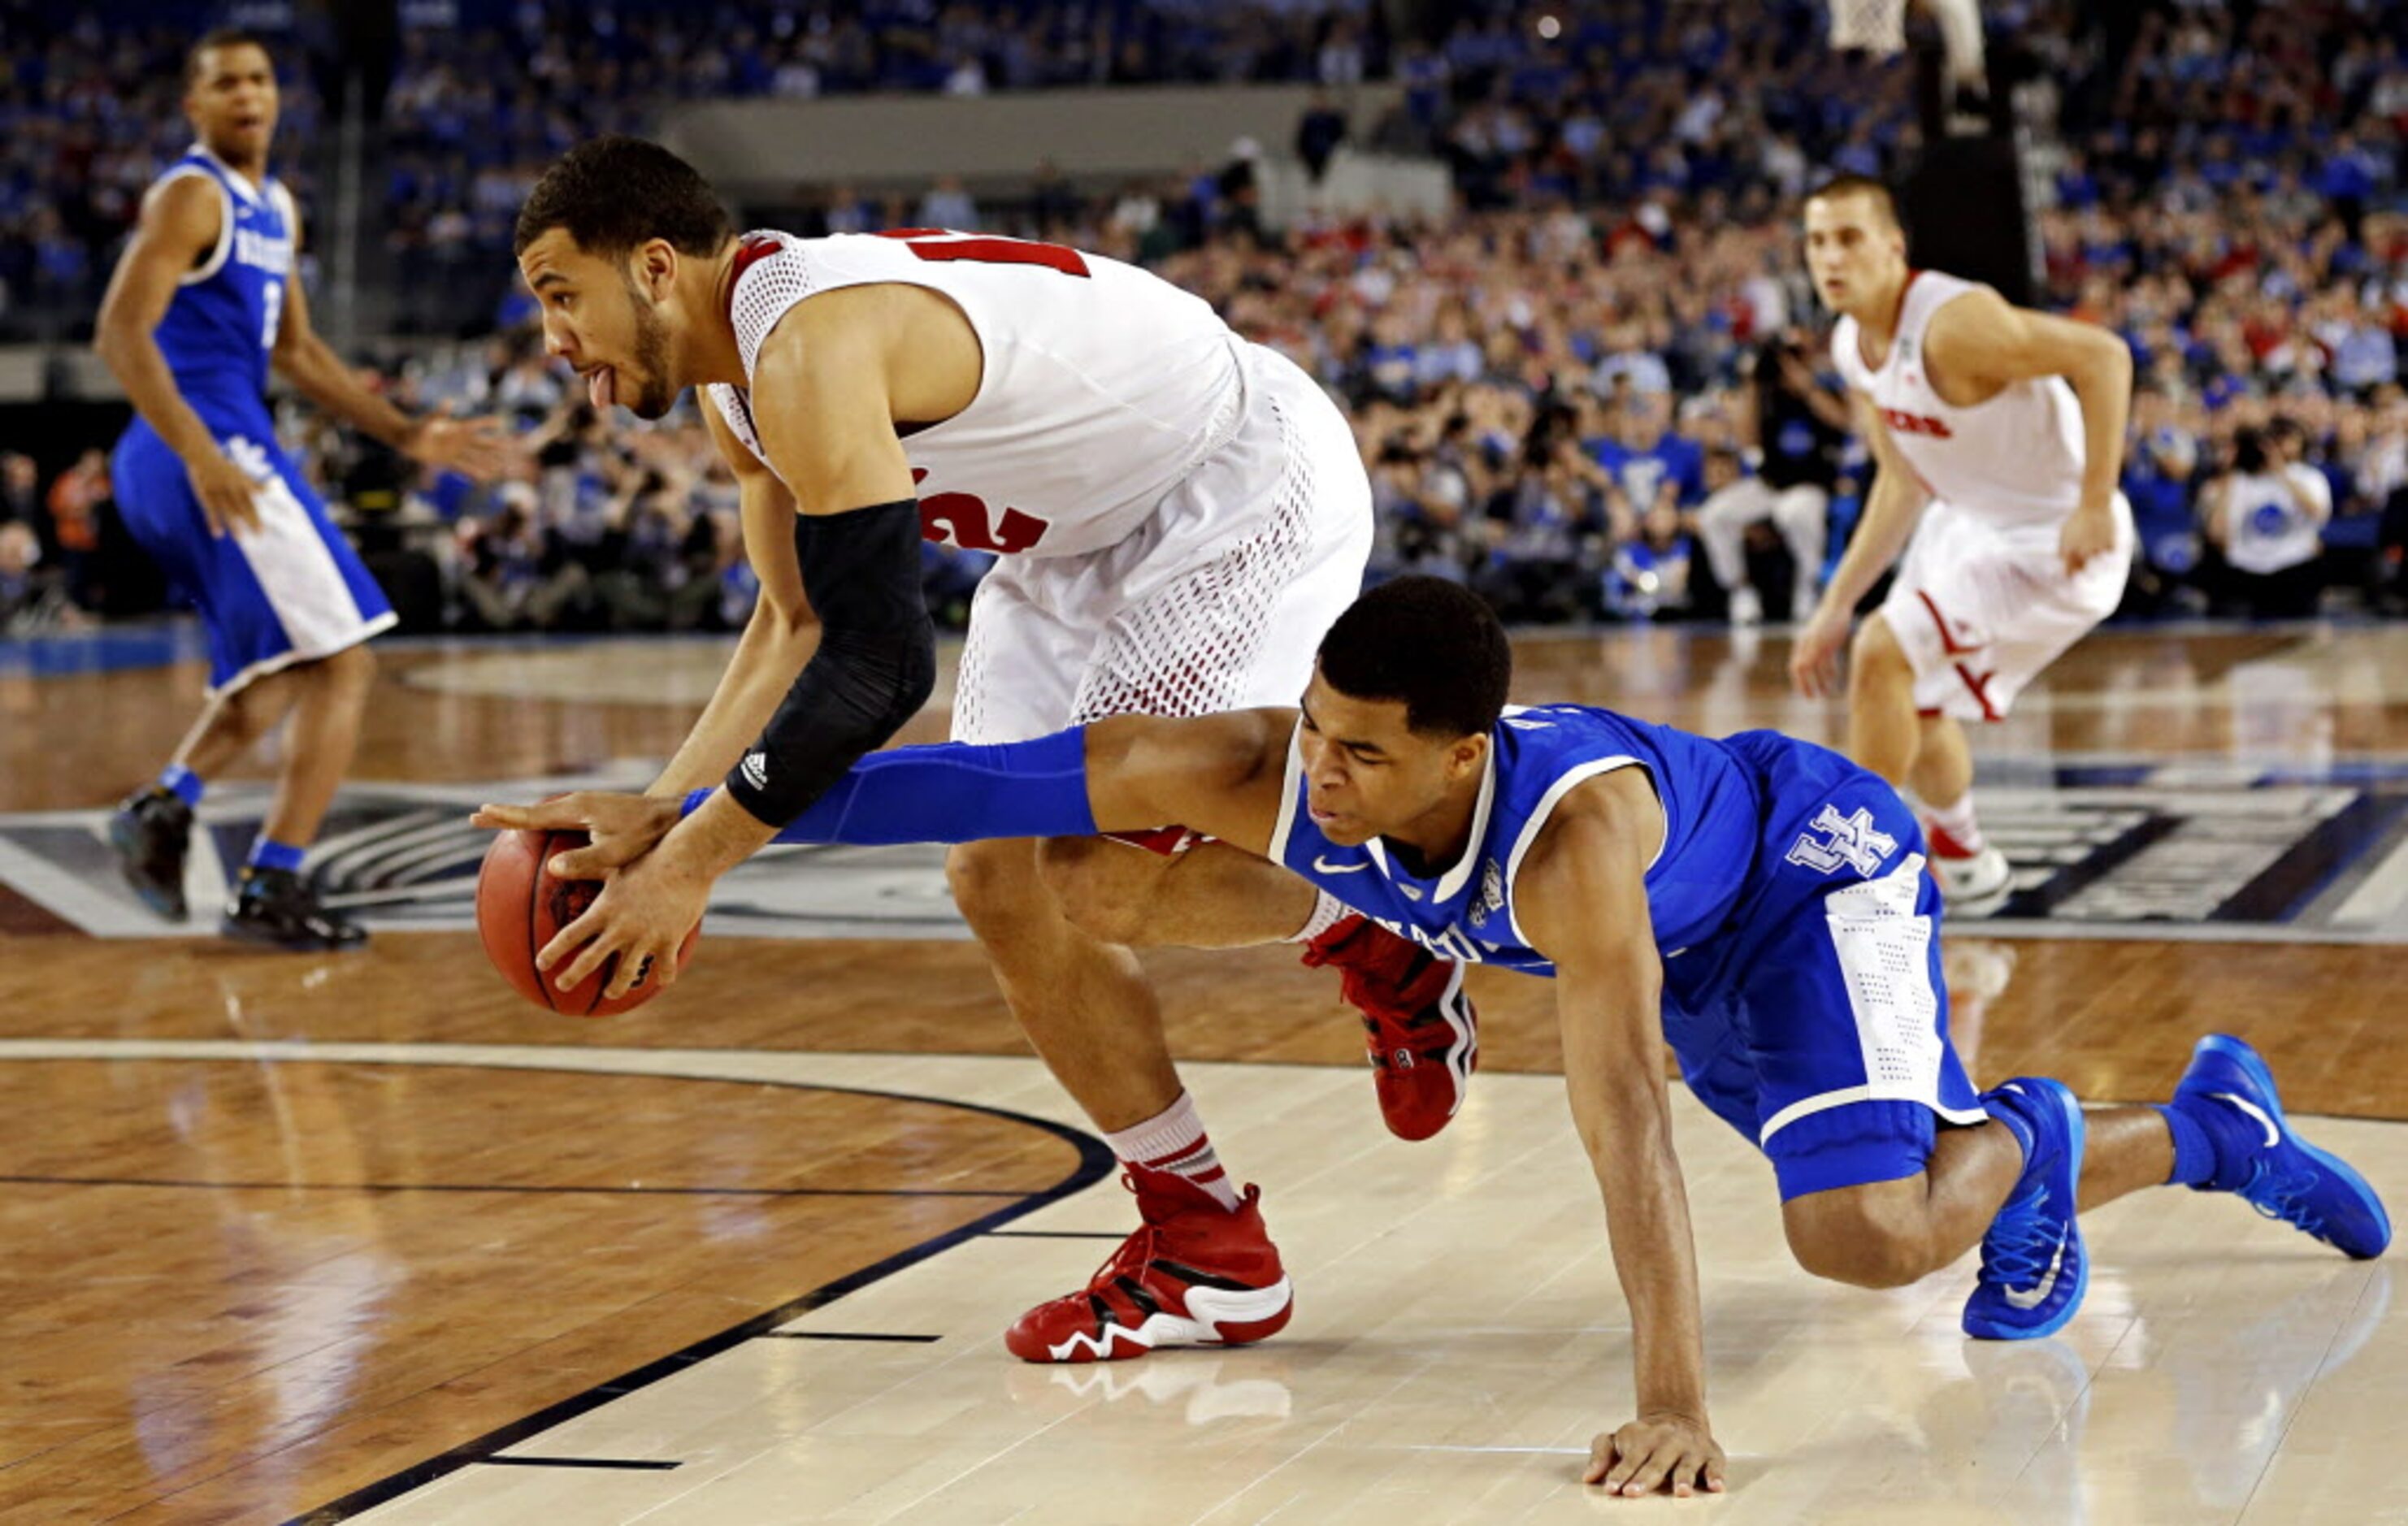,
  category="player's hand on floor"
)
[536,848,707,1000]
[471,791,682,879]
[408,411,523,483]
[184,449,262,538]
[1788,608,1850,699]
[1586,1412,1726,1498]
[2059,505,2118,576]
